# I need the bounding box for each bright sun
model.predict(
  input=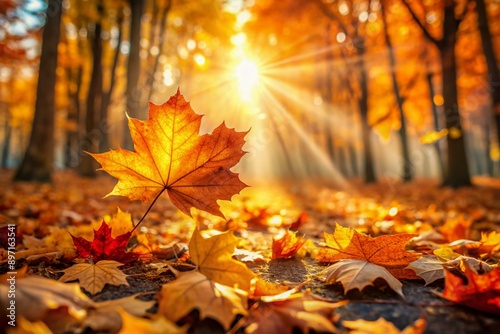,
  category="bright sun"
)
[234,59,259,101]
